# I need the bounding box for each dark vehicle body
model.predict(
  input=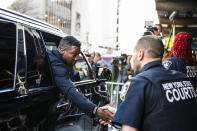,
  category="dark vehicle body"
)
[0,8,110,131]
